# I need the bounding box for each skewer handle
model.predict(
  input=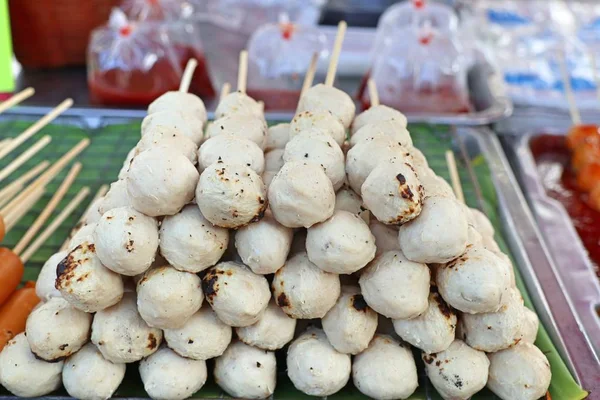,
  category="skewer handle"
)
[301,52,319,98]
[325,21,347,87]
[559,52,581,126]
[0,88,35,115]
[237,51,248,94]
[0,161,49,208]
[3,187,45,233]
[445,150,465,204]
[179,59,198,93]
[367,78,380,107]
[0,135,51,183]
[220,83,231,101]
